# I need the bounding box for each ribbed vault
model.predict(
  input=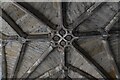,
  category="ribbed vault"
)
[0,2,120,80]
